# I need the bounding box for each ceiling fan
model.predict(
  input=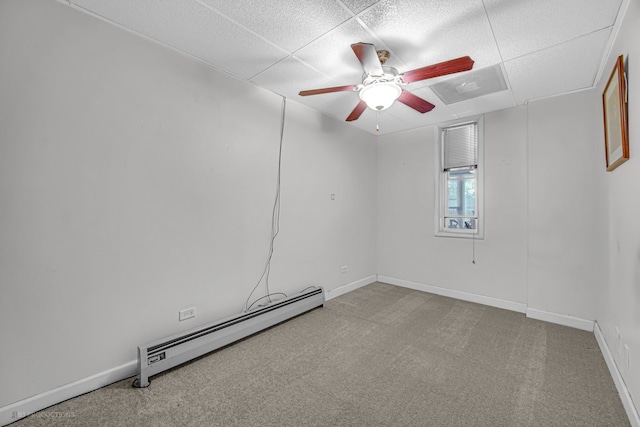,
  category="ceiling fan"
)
[299,42,474,126]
